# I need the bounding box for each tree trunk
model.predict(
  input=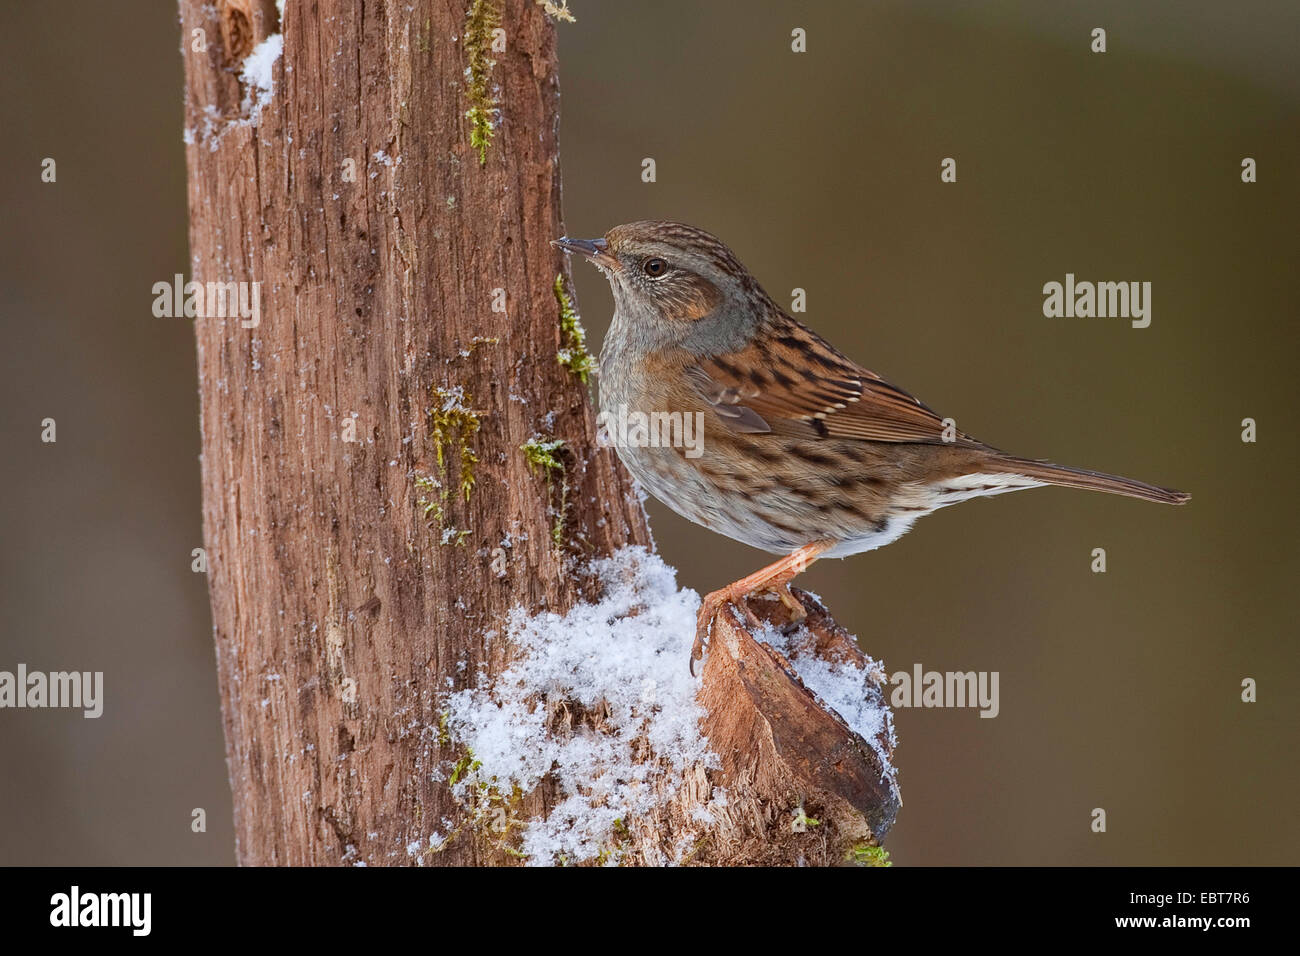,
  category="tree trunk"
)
[180,0,898,867]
